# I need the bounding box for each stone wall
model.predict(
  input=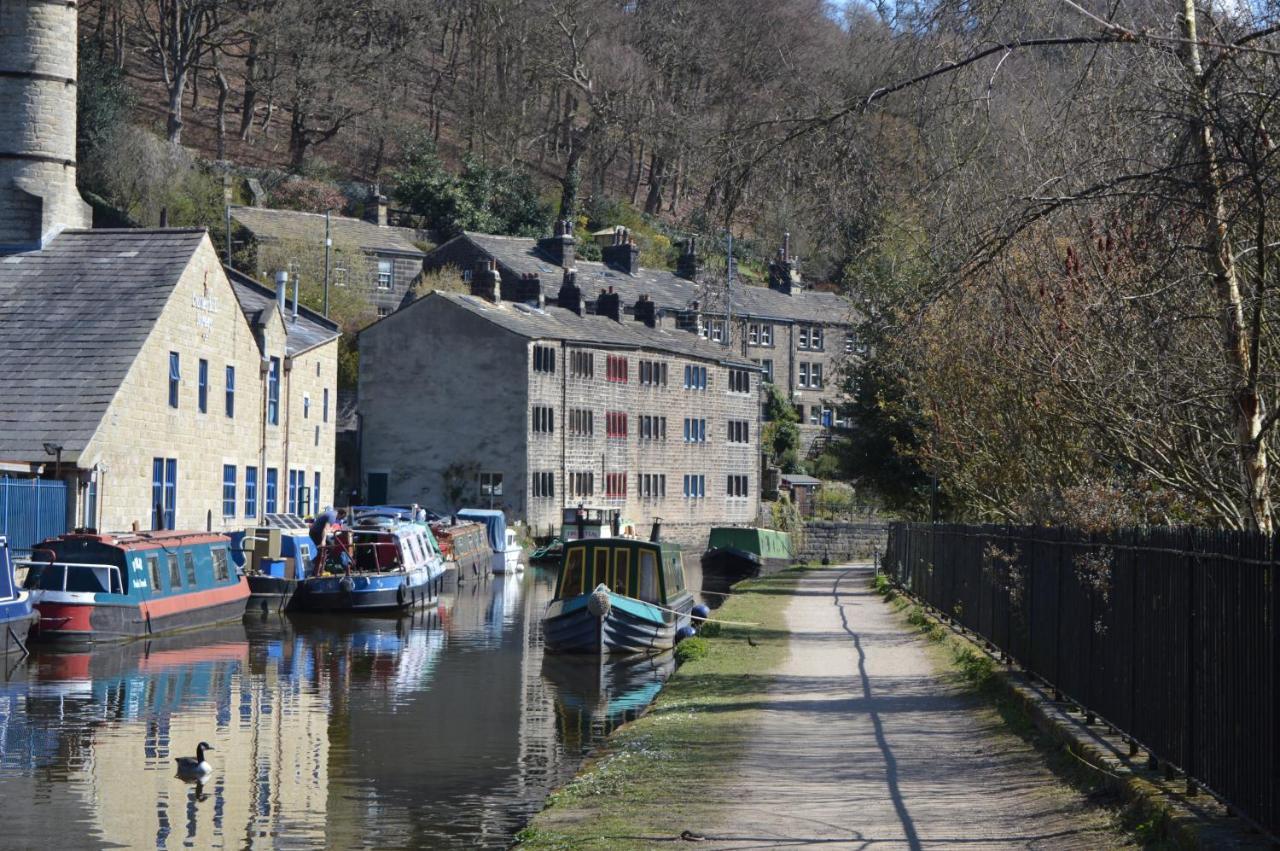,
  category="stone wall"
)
[797,520,889,563]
